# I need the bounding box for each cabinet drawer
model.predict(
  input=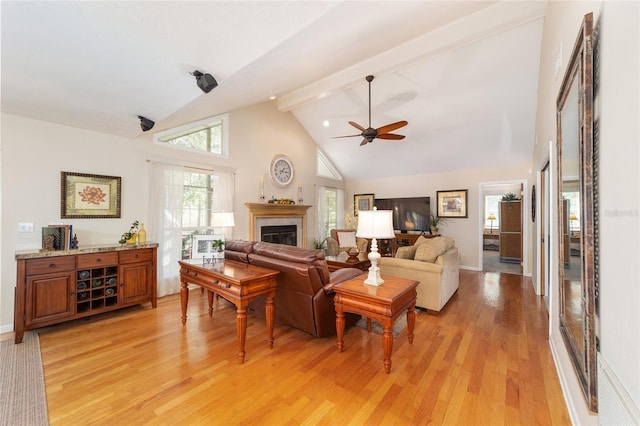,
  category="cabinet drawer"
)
[77,252,119,269]
[119,248,153,264]
[26,256,76,275]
